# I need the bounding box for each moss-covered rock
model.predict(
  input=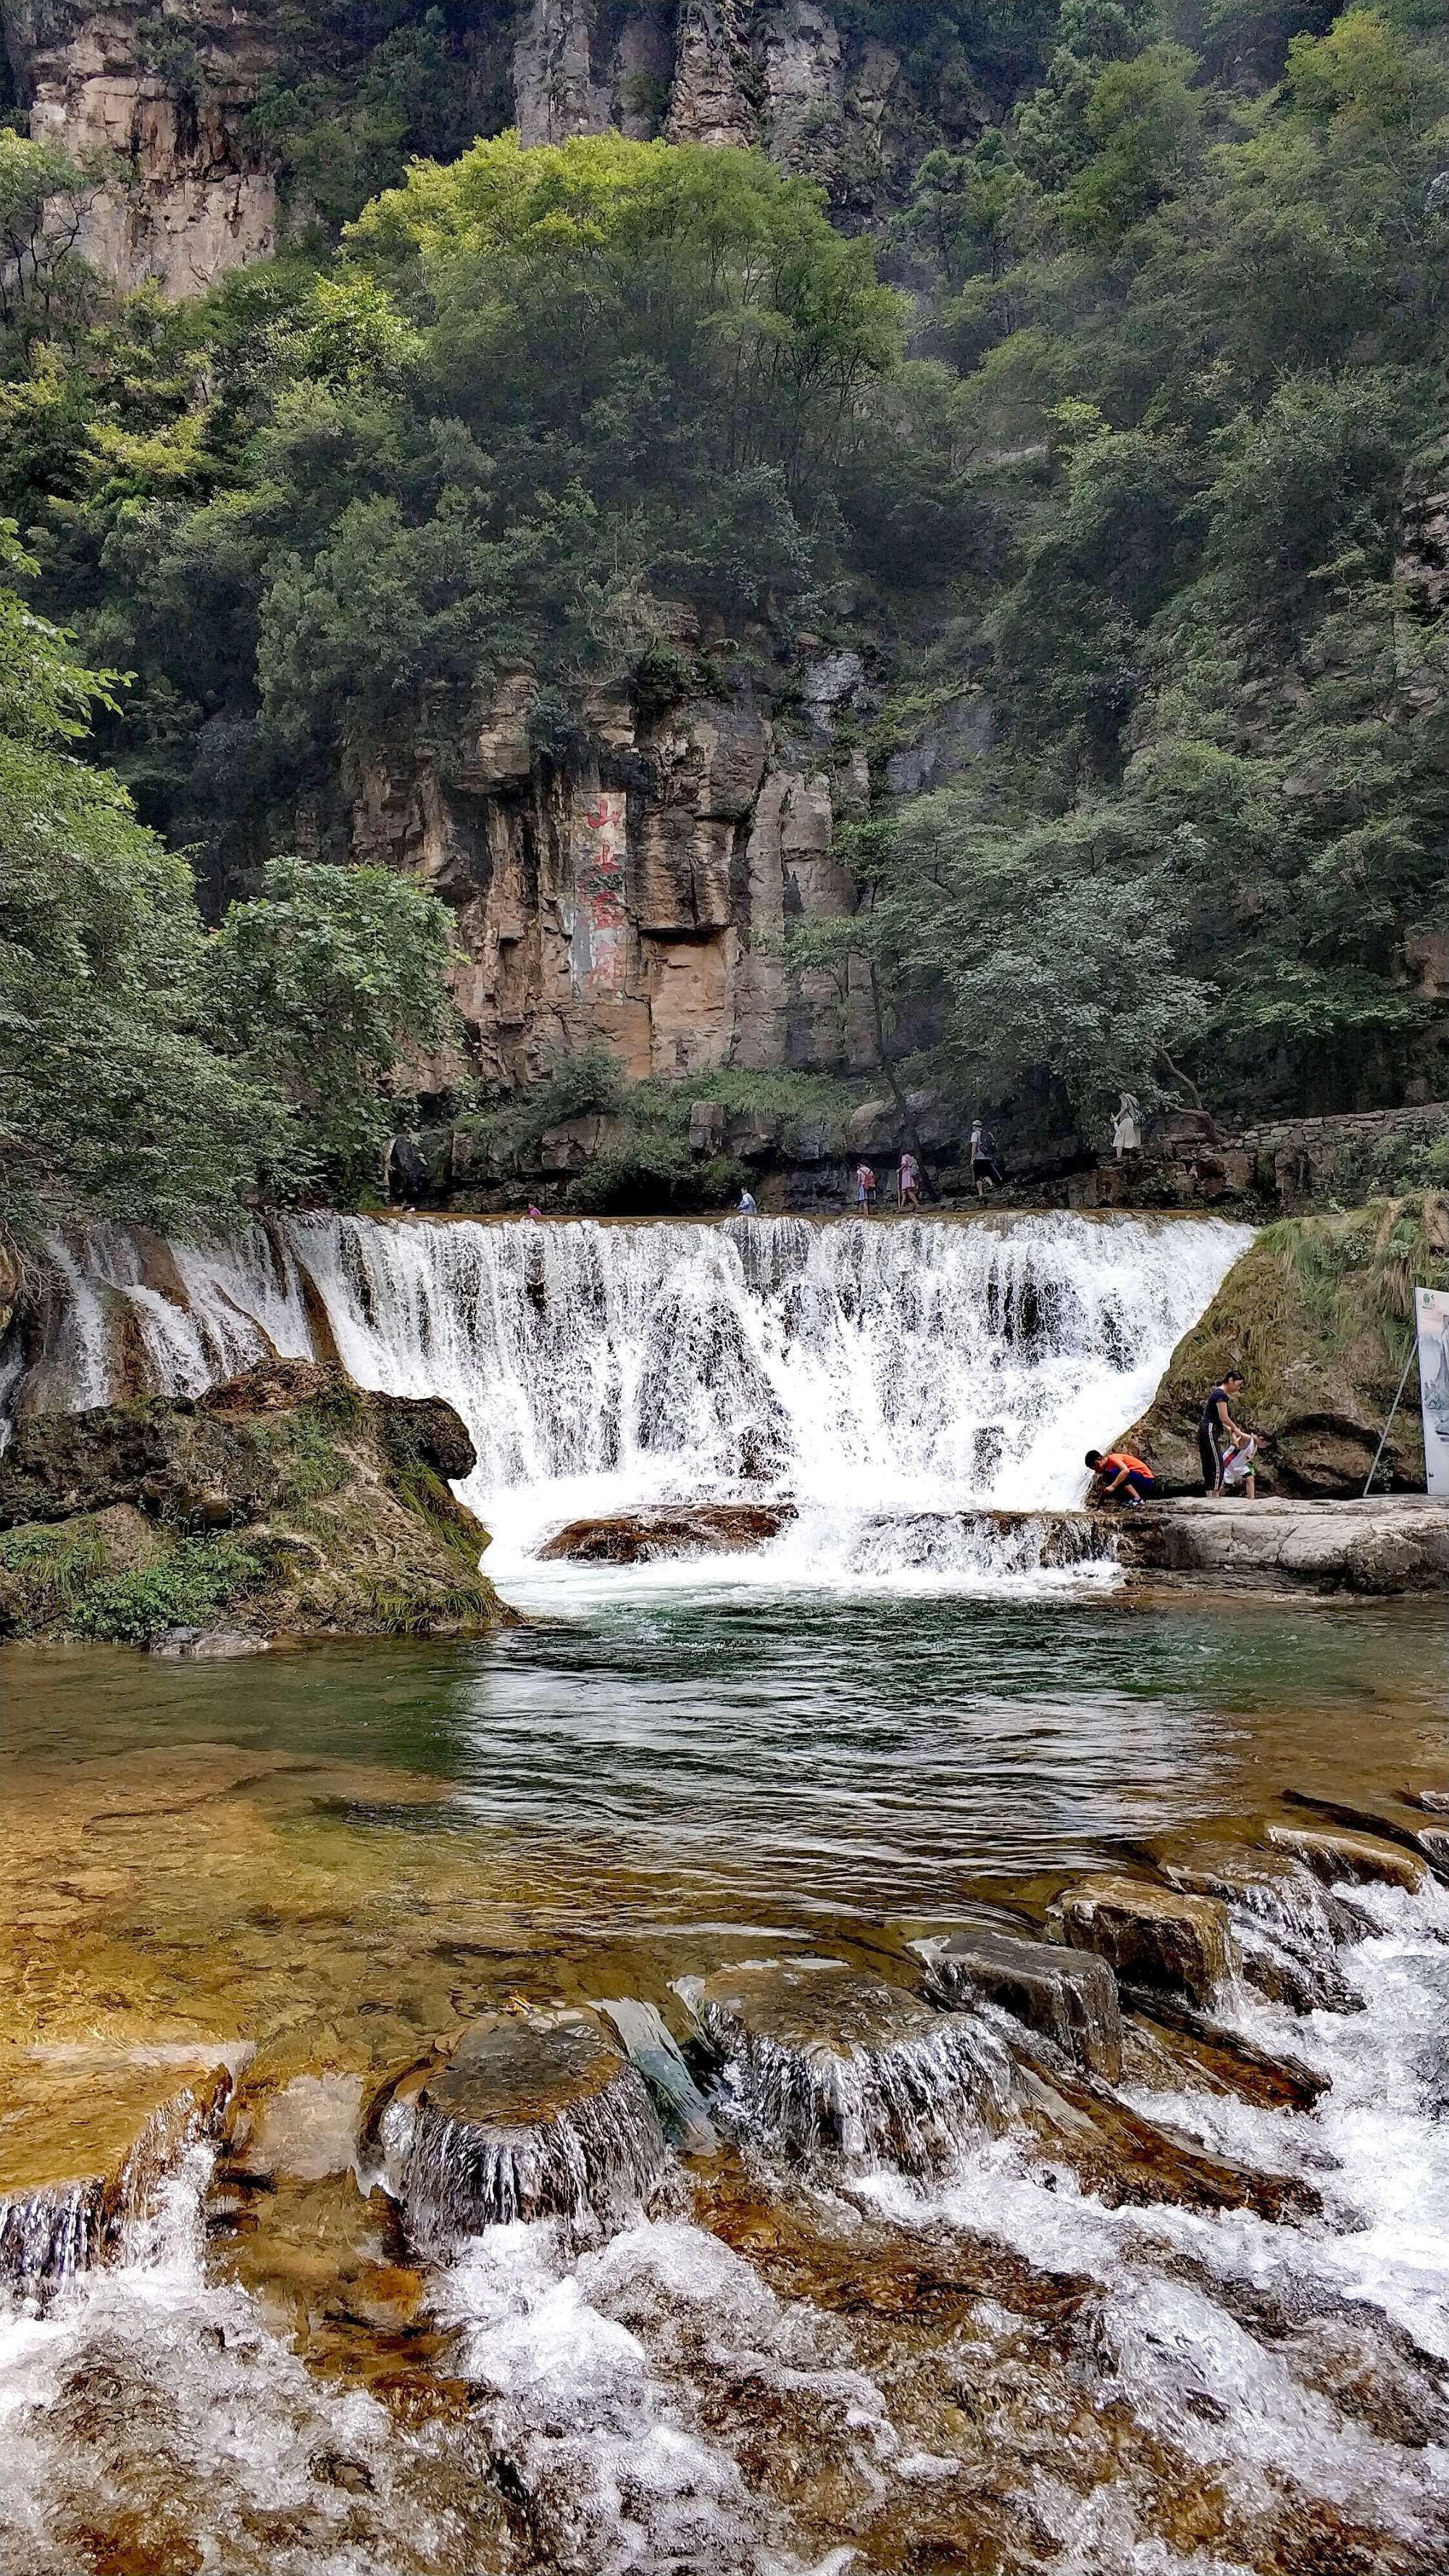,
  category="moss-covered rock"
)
[0,1360,512,1645]
[1124,1196,1449,1496]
